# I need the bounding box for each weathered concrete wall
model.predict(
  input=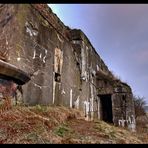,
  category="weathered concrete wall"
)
[0,4,136,130]
[112,82,136,131]
[0,4,70,105]
[69,28,136,129]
